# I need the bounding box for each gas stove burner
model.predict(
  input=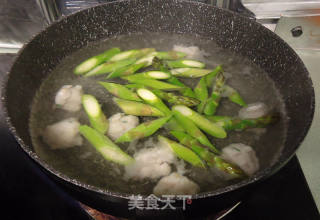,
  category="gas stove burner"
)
[79,201,242,220]
[80,203,121,220]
